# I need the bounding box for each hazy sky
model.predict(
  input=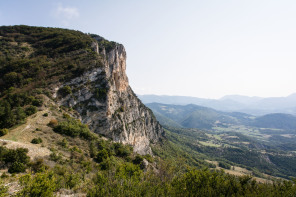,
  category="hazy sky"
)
[1,0,296,99]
